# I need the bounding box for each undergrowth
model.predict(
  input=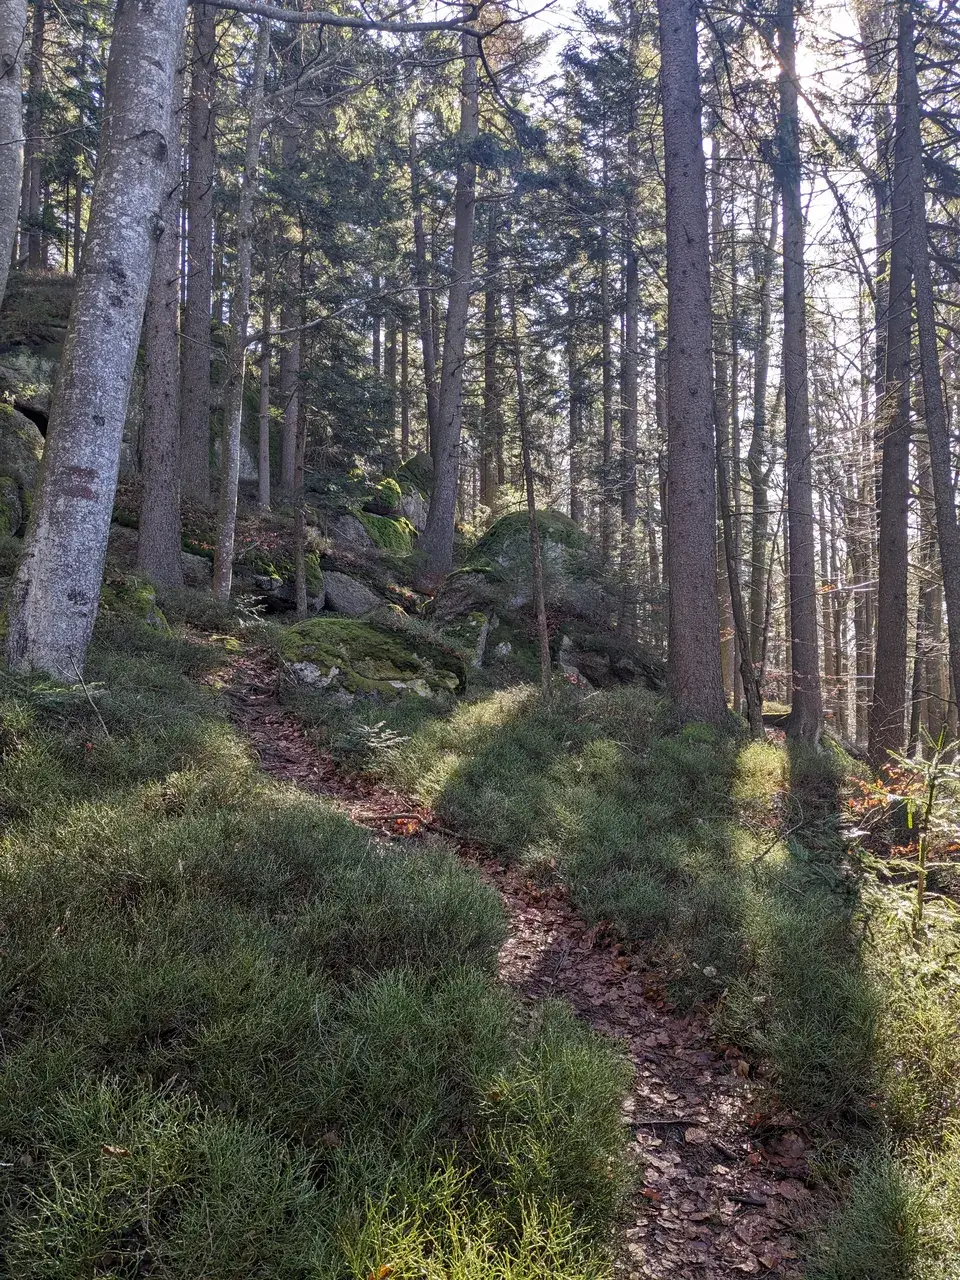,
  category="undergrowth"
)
[307,682,960,1279]
[0,616,629,1278]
